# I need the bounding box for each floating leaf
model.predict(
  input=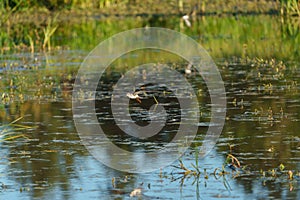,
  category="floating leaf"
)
[279,163,285,171]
